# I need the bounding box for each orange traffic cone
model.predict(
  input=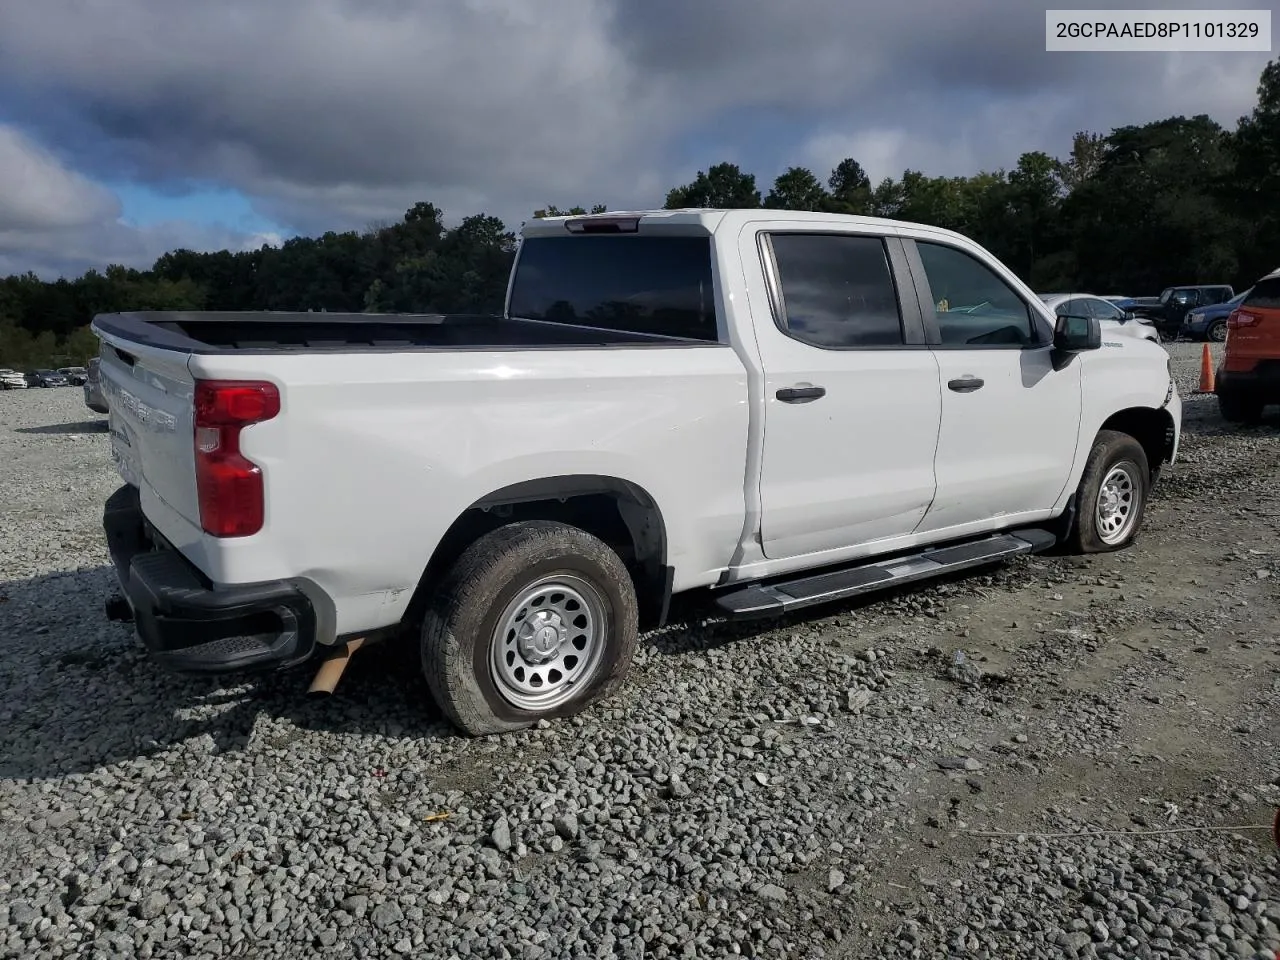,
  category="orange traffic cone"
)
[1196,343,1215,394]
